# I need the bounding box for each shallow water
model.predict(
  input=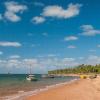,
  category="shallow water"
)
[0,74,78,98]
